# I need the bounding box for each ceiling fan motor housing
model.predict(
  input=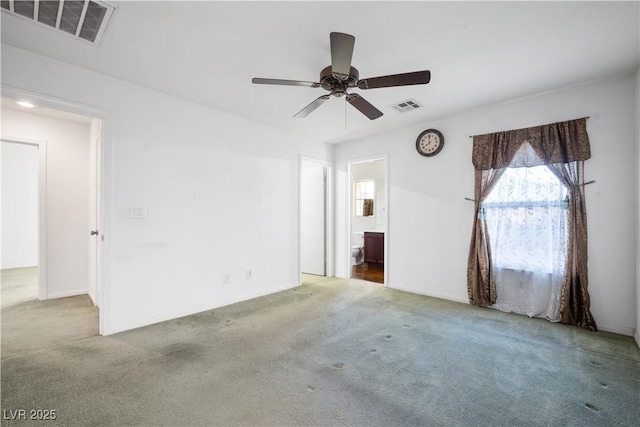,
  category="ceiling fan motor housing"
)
[320,65,359,97]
